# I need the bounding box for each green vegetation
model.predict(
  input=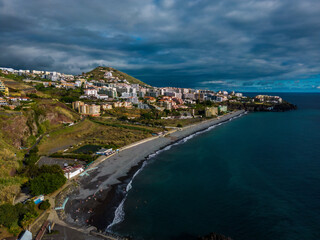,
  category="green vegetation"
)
[24,147,40,166]
[37,119,155,155]
[38,200,51,210]
[0,130,25,204]
[72,144,102,154]
[0,72,24,81]
[0,201,38,235]
[27,165,66,196]
[0,77,35,94]
[49,153,98,162]
[85,66,150,87]
[92,119,155,133]
[29,173,66,195]
[34,85,83,103]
